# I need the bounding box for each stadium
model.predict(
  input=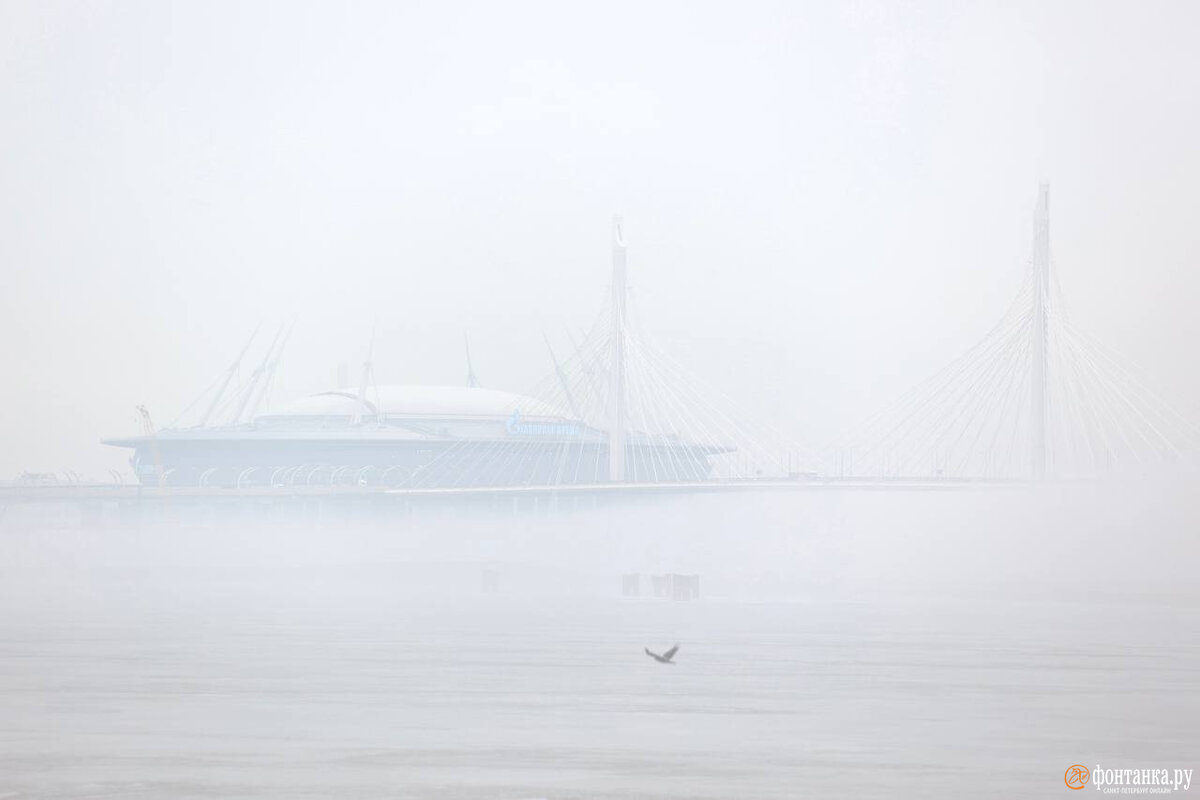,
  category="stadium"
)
[102,383,725,489]
[102,221,762,490]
